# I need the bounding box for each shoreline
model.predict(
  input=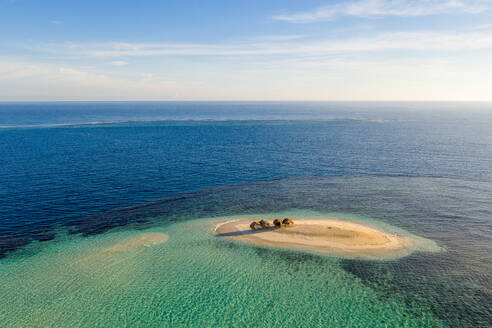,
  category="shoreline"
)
[214,218,420,259]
